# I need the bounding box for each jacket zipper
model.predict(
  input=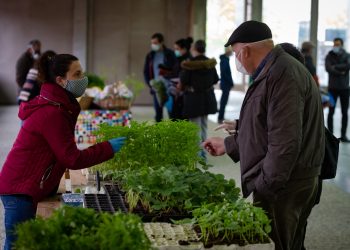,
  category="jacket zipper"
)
[40,164,53,189]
